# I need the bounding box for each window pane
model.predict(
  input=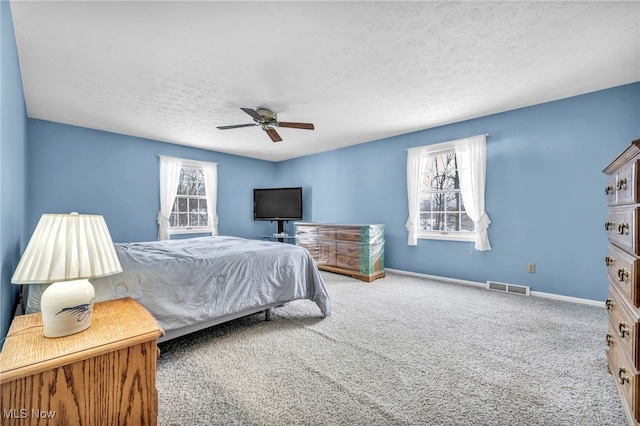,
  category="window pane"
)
[420,212,432,231]
[446,193,460,211]
[198,211,208,227]
[169,165,213,230]
[432,213,445,231]
[446,213,460,231]
[432,193,445,212]
[420,197,431,212]
[178,213,188,227]
[461,212,474,231]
